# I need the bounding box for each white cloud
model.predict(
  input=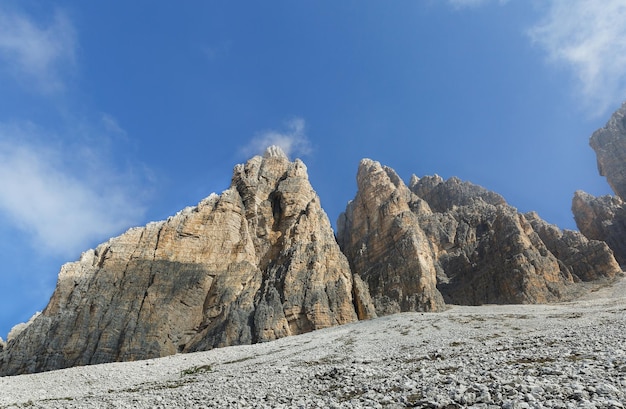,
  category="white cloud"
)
[0,7,76,93]
[528,0,626,116]
[0,124,148,257]
[241,117,313,159]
